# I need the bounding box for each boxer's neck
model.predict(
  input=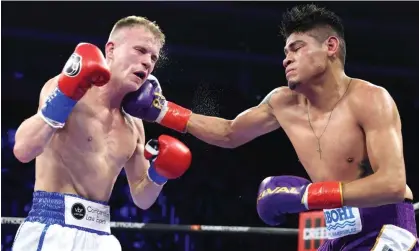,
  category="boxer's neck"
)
[91,80,127,109]
[300,69,349,112]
